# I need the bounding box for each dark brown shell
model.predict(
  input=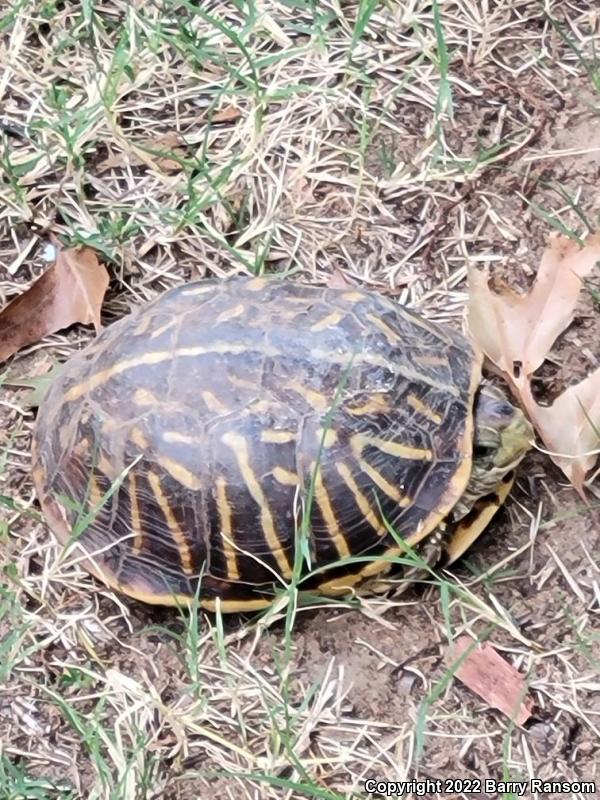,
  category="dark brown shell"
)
[32,277,481,609]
